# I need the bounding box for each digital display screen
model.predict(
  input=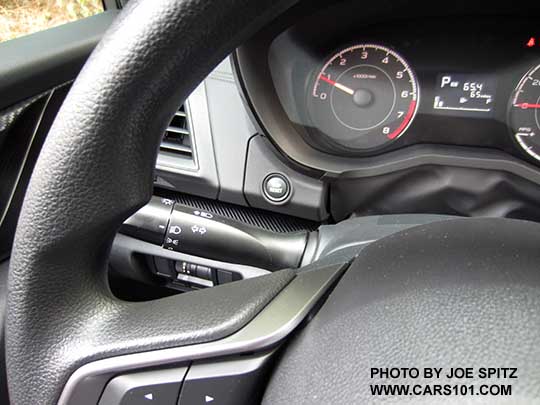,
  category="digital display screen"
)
[433,74,497,117]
